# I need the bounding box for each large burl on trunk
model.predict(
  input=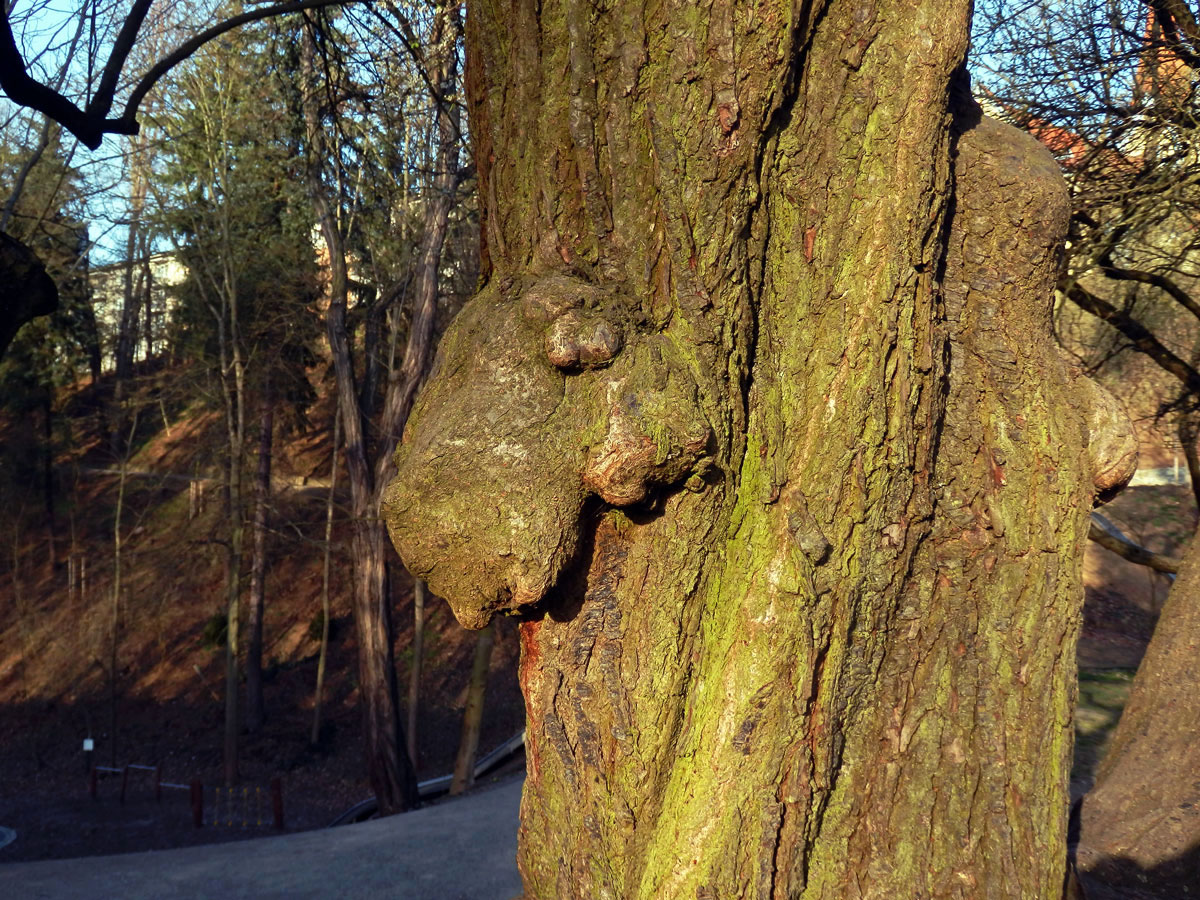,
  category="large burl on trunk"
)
[384,2,1135,897]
